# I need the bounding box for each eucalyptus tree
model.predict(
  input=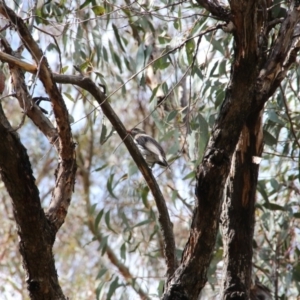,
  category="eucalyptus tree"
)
[0,1,300,299]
